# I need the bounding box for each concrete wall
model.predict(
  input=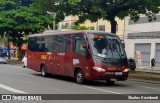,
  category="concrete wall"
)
[124,14,160,67]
